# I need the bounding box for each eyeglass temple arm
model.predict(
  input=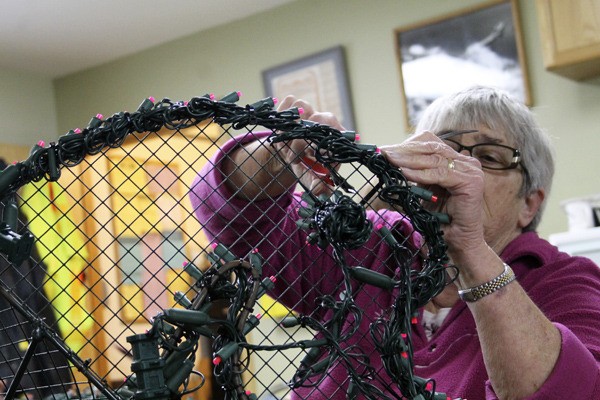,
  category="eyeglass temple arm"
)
[437,129,478,140]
